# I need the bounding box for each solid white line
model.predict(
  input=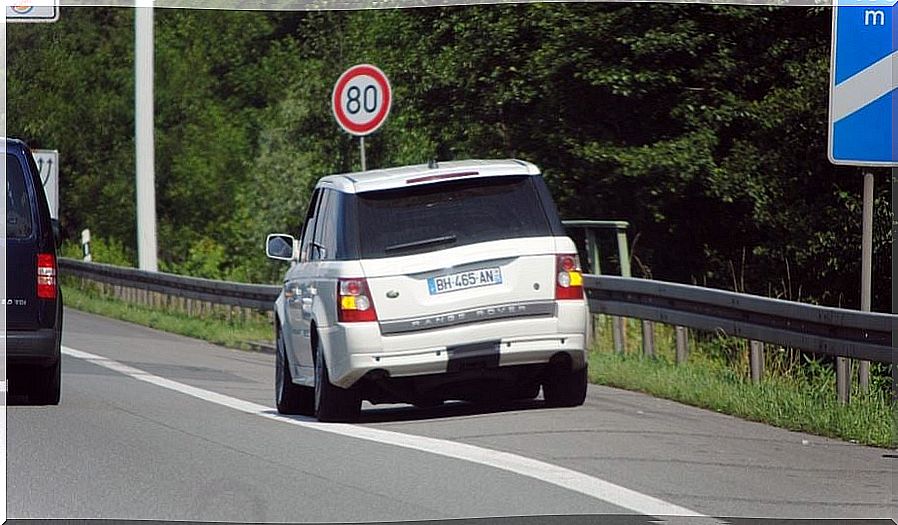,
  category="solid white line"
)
[62,345,707,519]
